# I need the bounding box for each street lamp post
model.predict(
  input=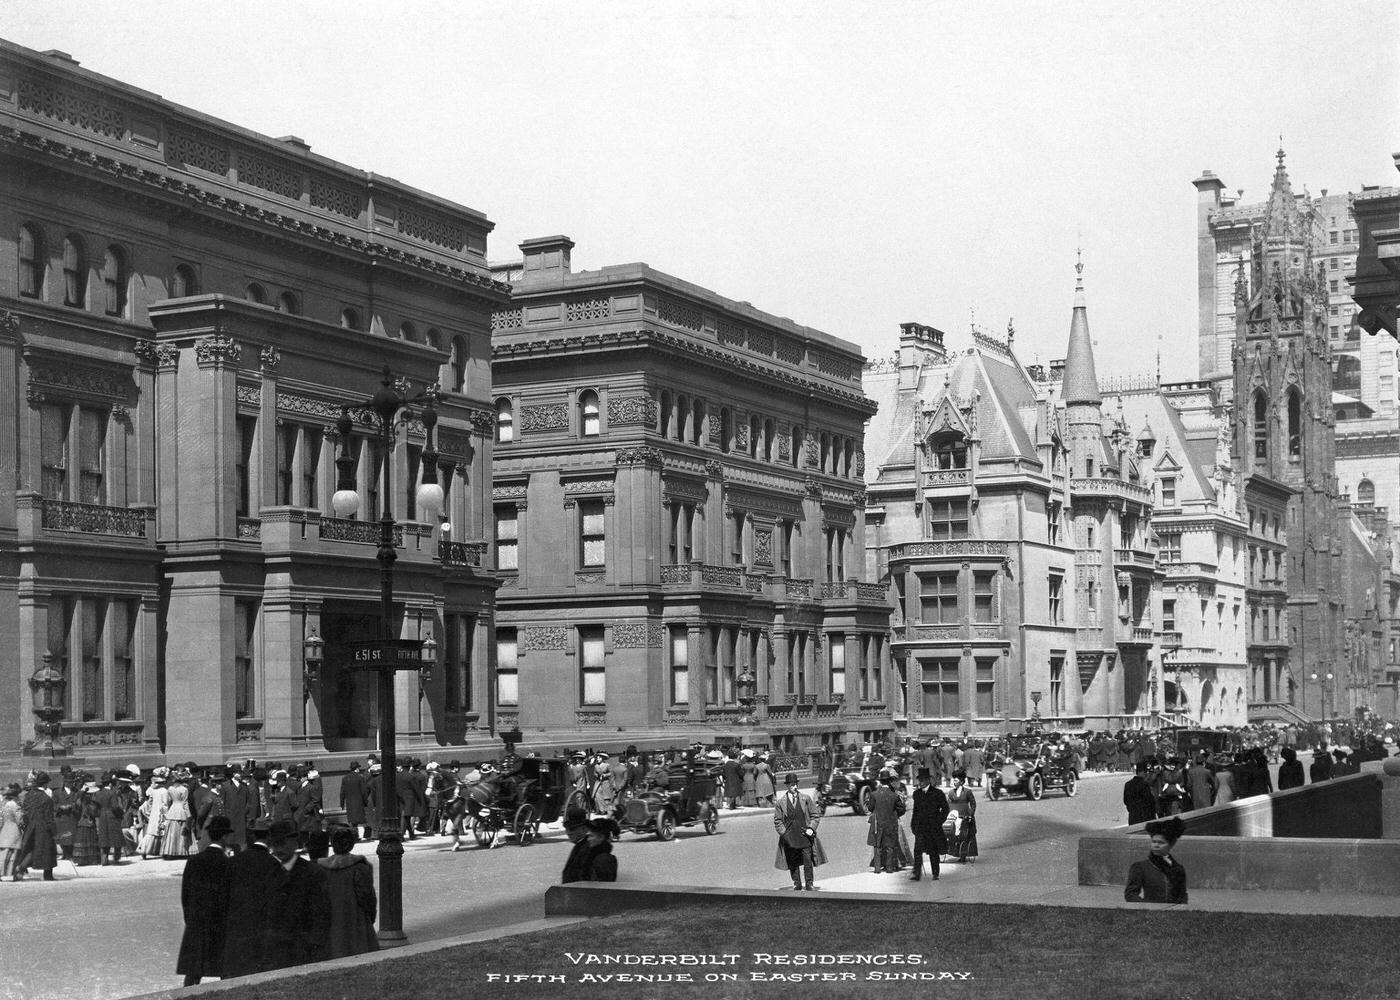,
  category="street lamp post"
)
[329,368,443,947]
